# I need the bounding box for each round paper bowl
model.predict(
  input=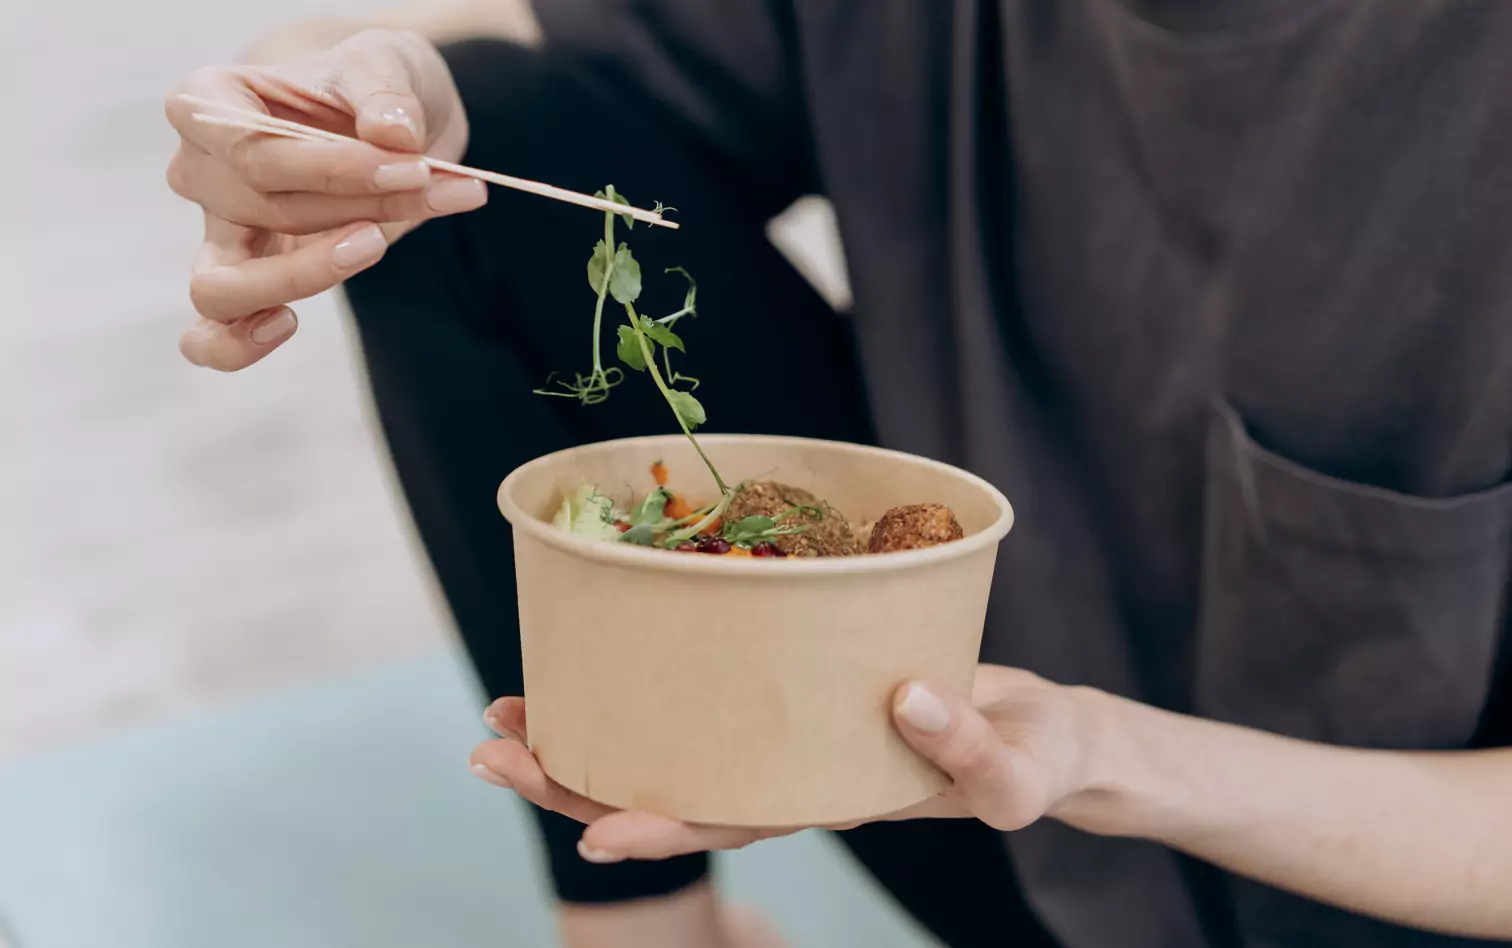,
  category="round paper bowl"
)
[497,434,1014,826]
